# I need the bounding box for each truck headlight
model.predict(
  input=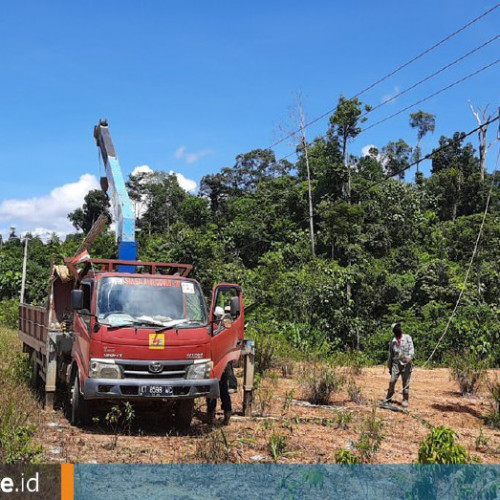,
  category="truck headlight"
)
[186,360,213,380]
[89,359,123,379]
